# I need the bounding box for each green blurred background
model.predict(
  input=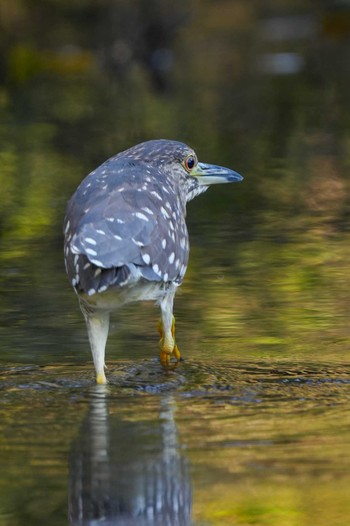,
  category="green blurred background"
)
[1,0,350,364]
